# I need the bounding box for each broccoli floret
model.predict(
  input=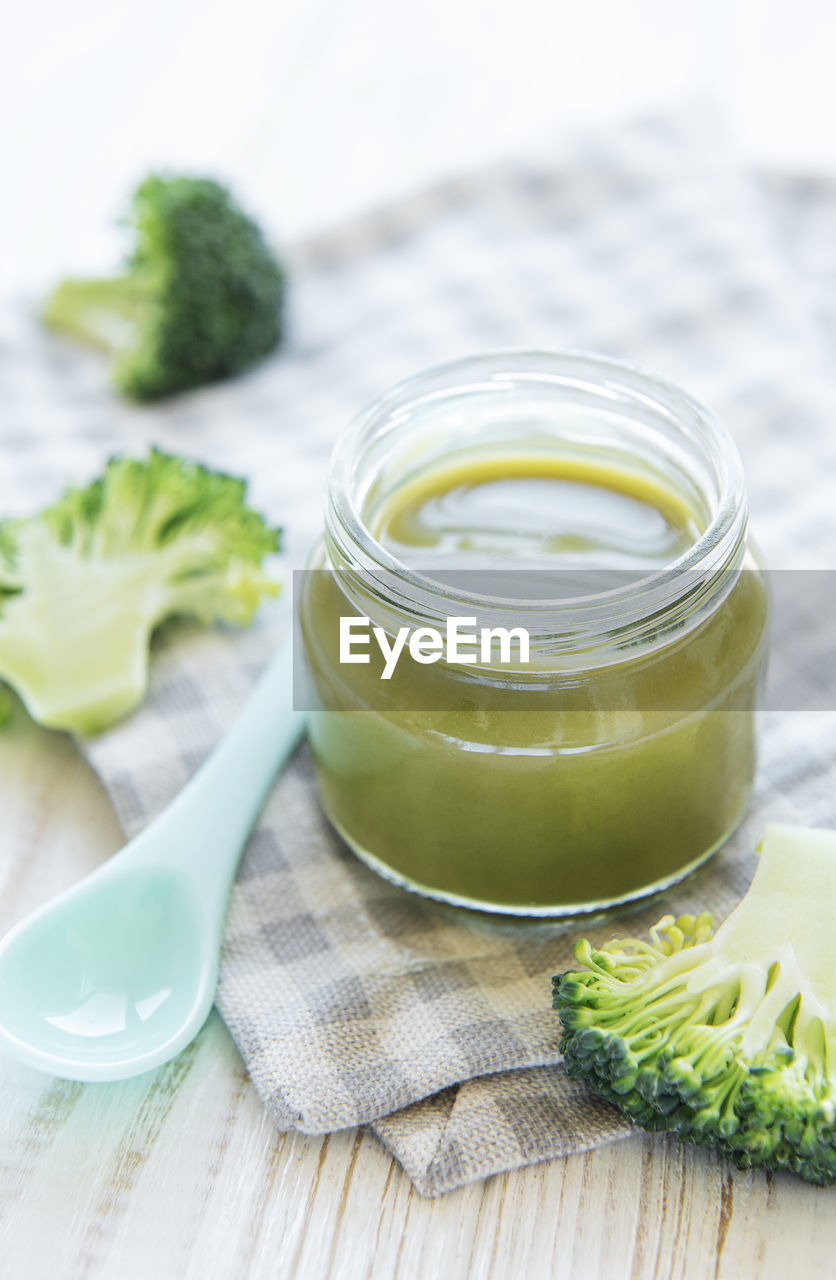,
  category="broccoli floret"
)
[43,176,284,401]
[554,824,836,1186]
[0,448,279,733]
